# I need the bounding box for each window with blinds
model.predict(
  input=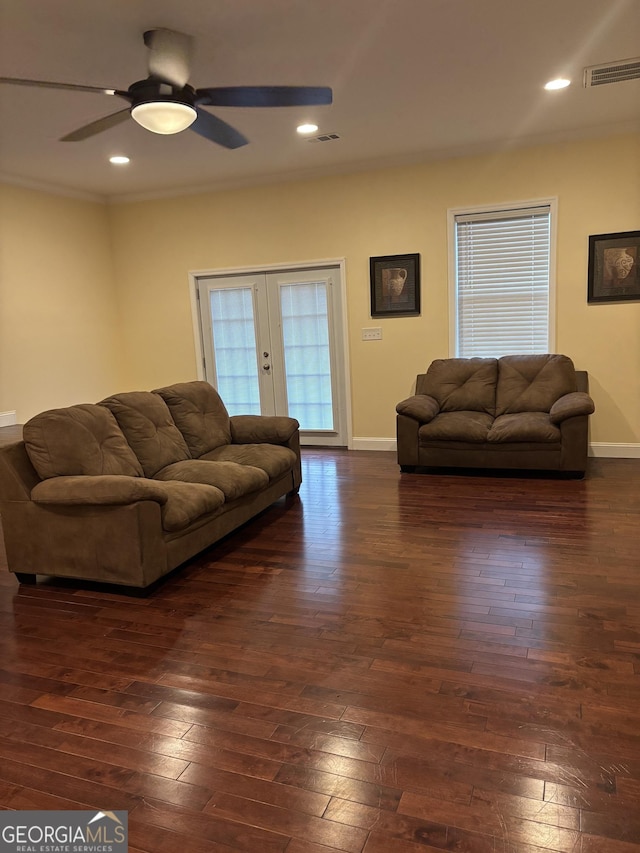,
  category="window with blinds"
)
[453,203,553,357]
